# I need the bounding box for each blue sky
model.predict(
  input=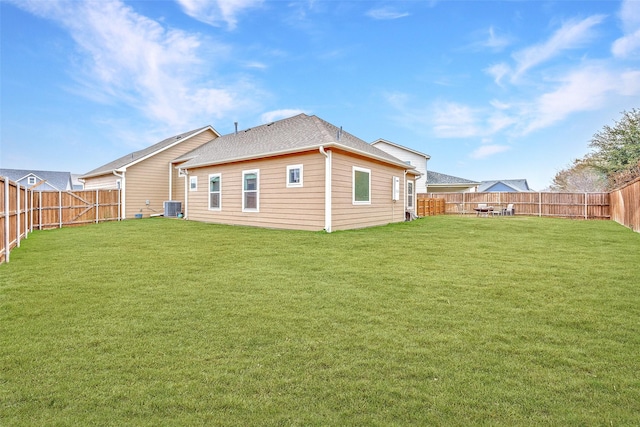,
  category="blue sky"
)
[1,0,639,190]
